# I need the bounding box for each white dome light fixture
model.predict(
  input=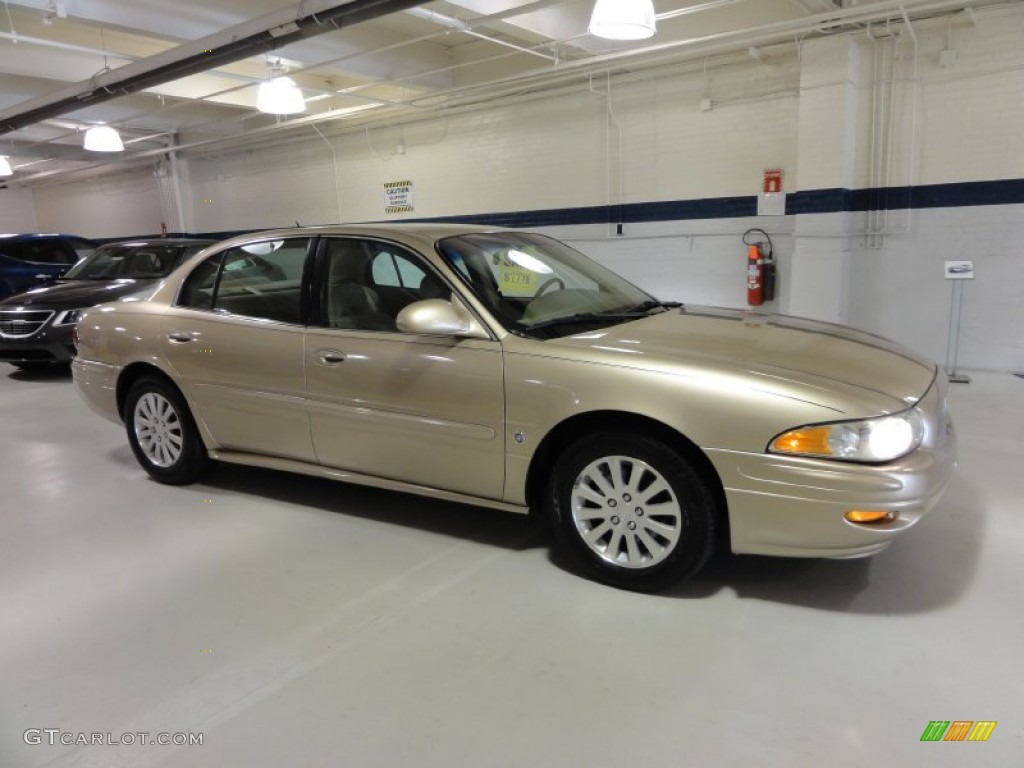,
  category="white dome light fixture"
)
[257,75,307,115]
[0,156,13,176]
[83,125,124,152]
[589,0,657,41]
